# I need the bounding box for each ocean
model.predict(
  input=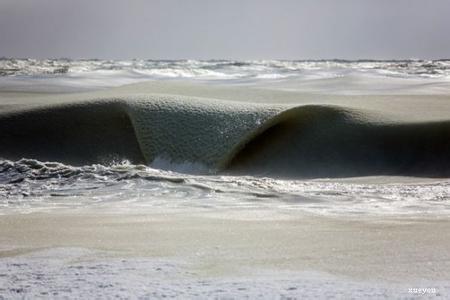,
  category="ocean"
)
[0,59,449,298]
[1,58,449,216]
